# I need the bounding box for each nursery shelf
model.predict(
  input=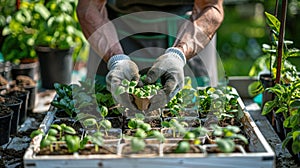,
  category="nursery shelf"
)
[23,90,275,168]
